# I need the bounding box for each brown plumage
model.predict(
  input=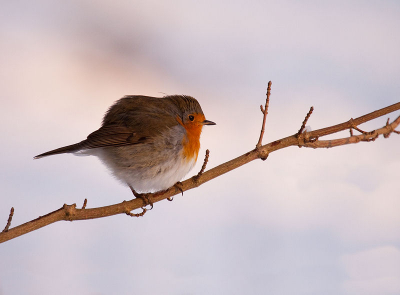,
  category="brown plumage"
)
[35,95,215,192]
